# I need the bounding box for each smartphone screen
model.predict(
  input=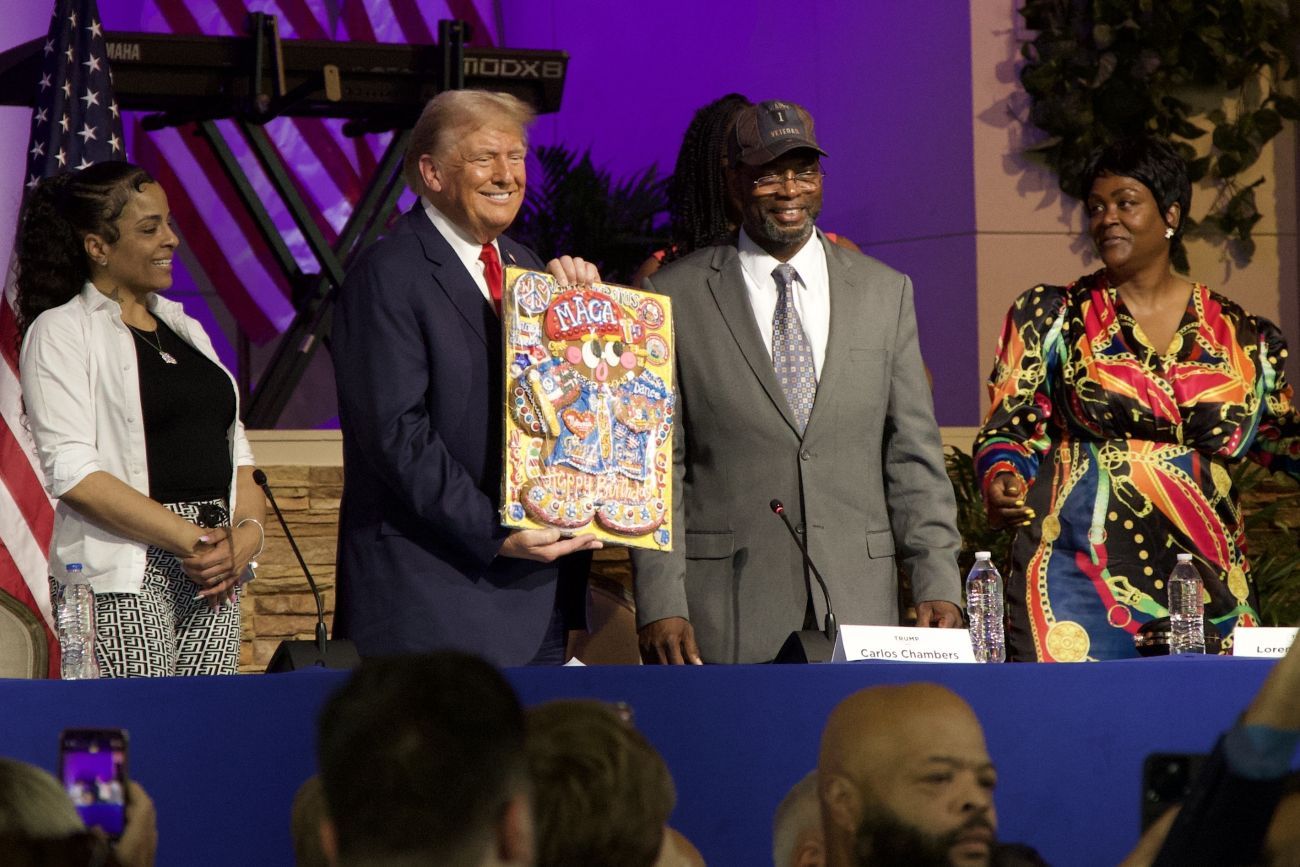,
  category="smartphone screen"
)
[59,728,129,840]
